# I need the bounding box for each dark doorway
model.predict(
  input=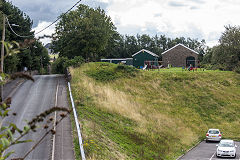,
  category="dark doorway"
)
[186,56,195,67]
